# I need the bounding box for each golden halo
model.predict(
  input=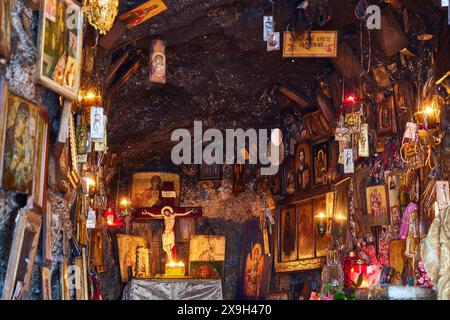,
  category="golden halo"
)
[161,206,174,215]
